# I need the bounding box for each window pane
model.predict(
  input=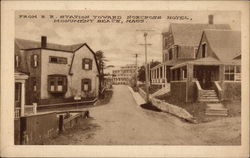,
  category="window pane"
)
[50,57,58,63]
[235,73,241,81]
[225,74,230,80]
[85,64,89,69]
[225,66,230,73]
[84,83,88,91]
[229,66,234,73]
[236,66,241,73]
[229,74,234,80]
